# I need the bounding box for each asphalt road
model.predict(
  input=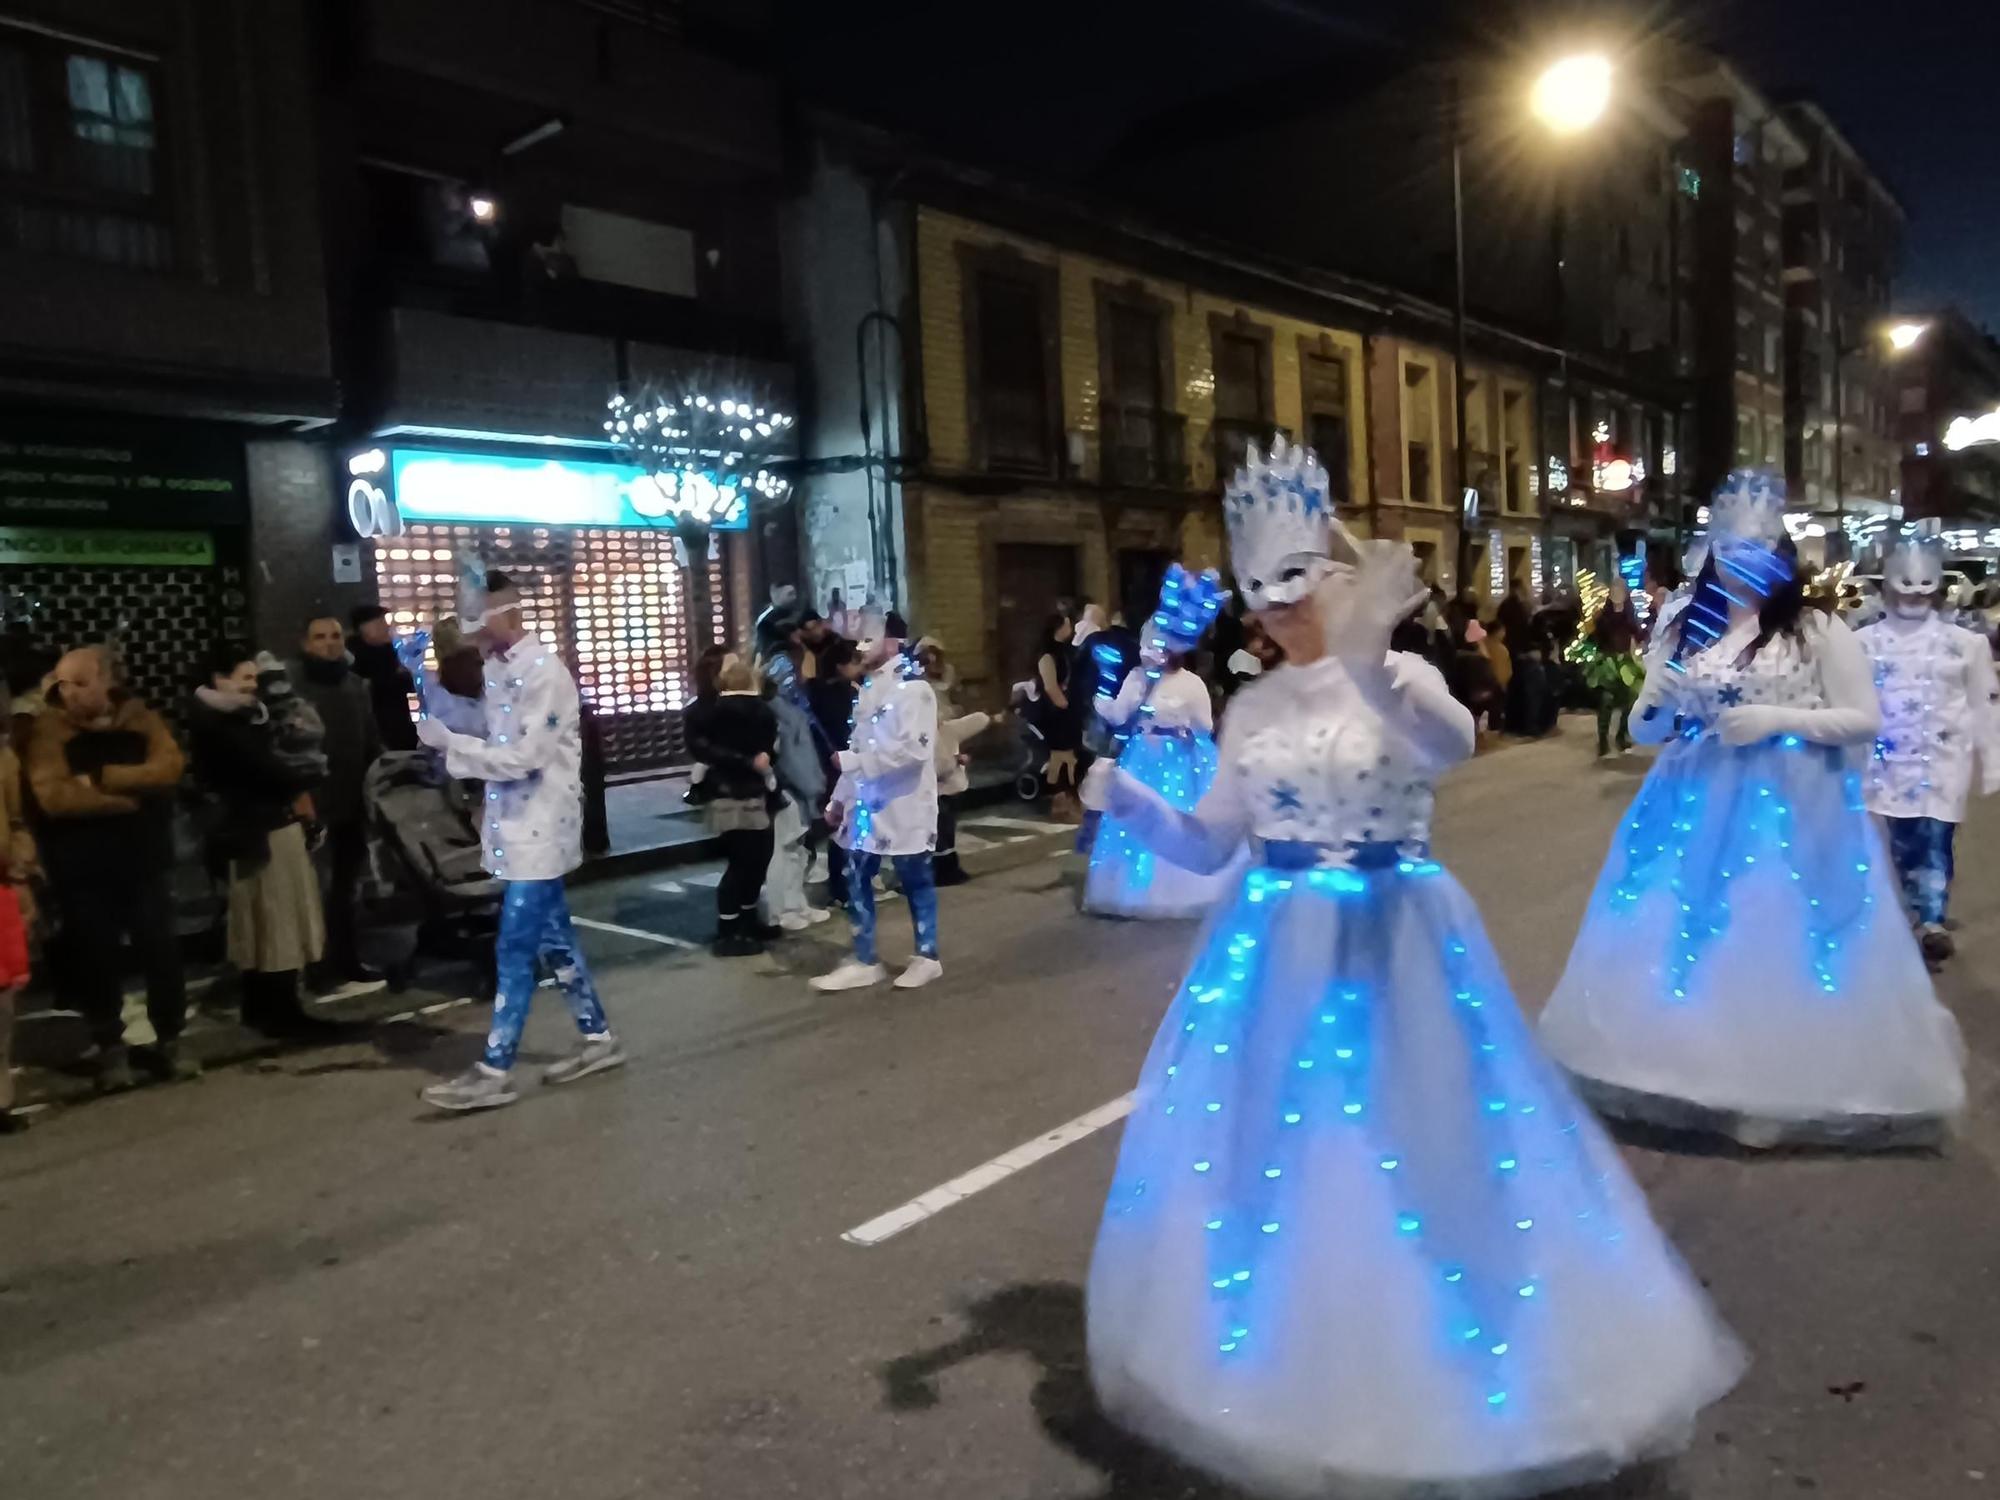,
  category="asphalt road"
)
[5,731,2000,1500]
